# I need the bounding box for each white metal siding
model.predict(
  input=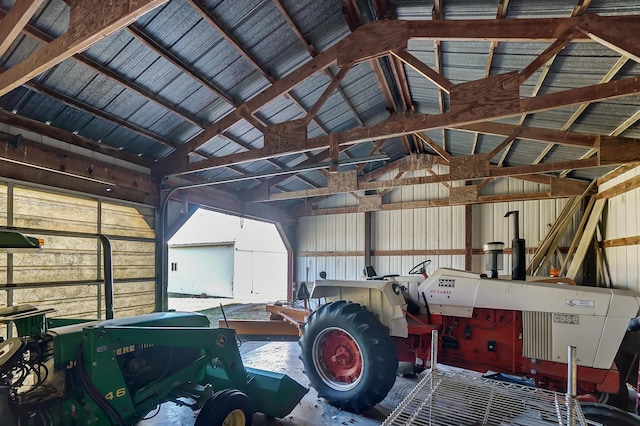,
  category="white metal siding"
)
[297,174,582,285]
[168,244,234,297]
[601,166,640,291]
